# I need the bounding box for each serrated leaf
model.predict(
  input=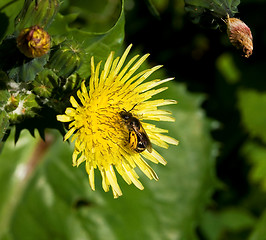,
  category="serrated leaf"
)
[0,36,49,82]
[8,54,49,82]
[0,78,217,240]
[238,89,266,144]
